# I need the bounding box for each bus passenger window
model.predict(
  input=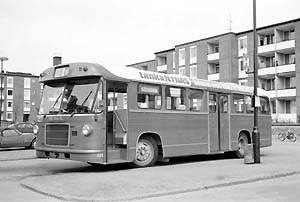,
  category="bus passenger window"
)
[220,95,228,113]
[209,93,217,113]
[232,94,244,113]
[259,97,270,114]
[189,89,204,111]
[245,96,254,113]
[166,87,186,110]
[137,84,161,109]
